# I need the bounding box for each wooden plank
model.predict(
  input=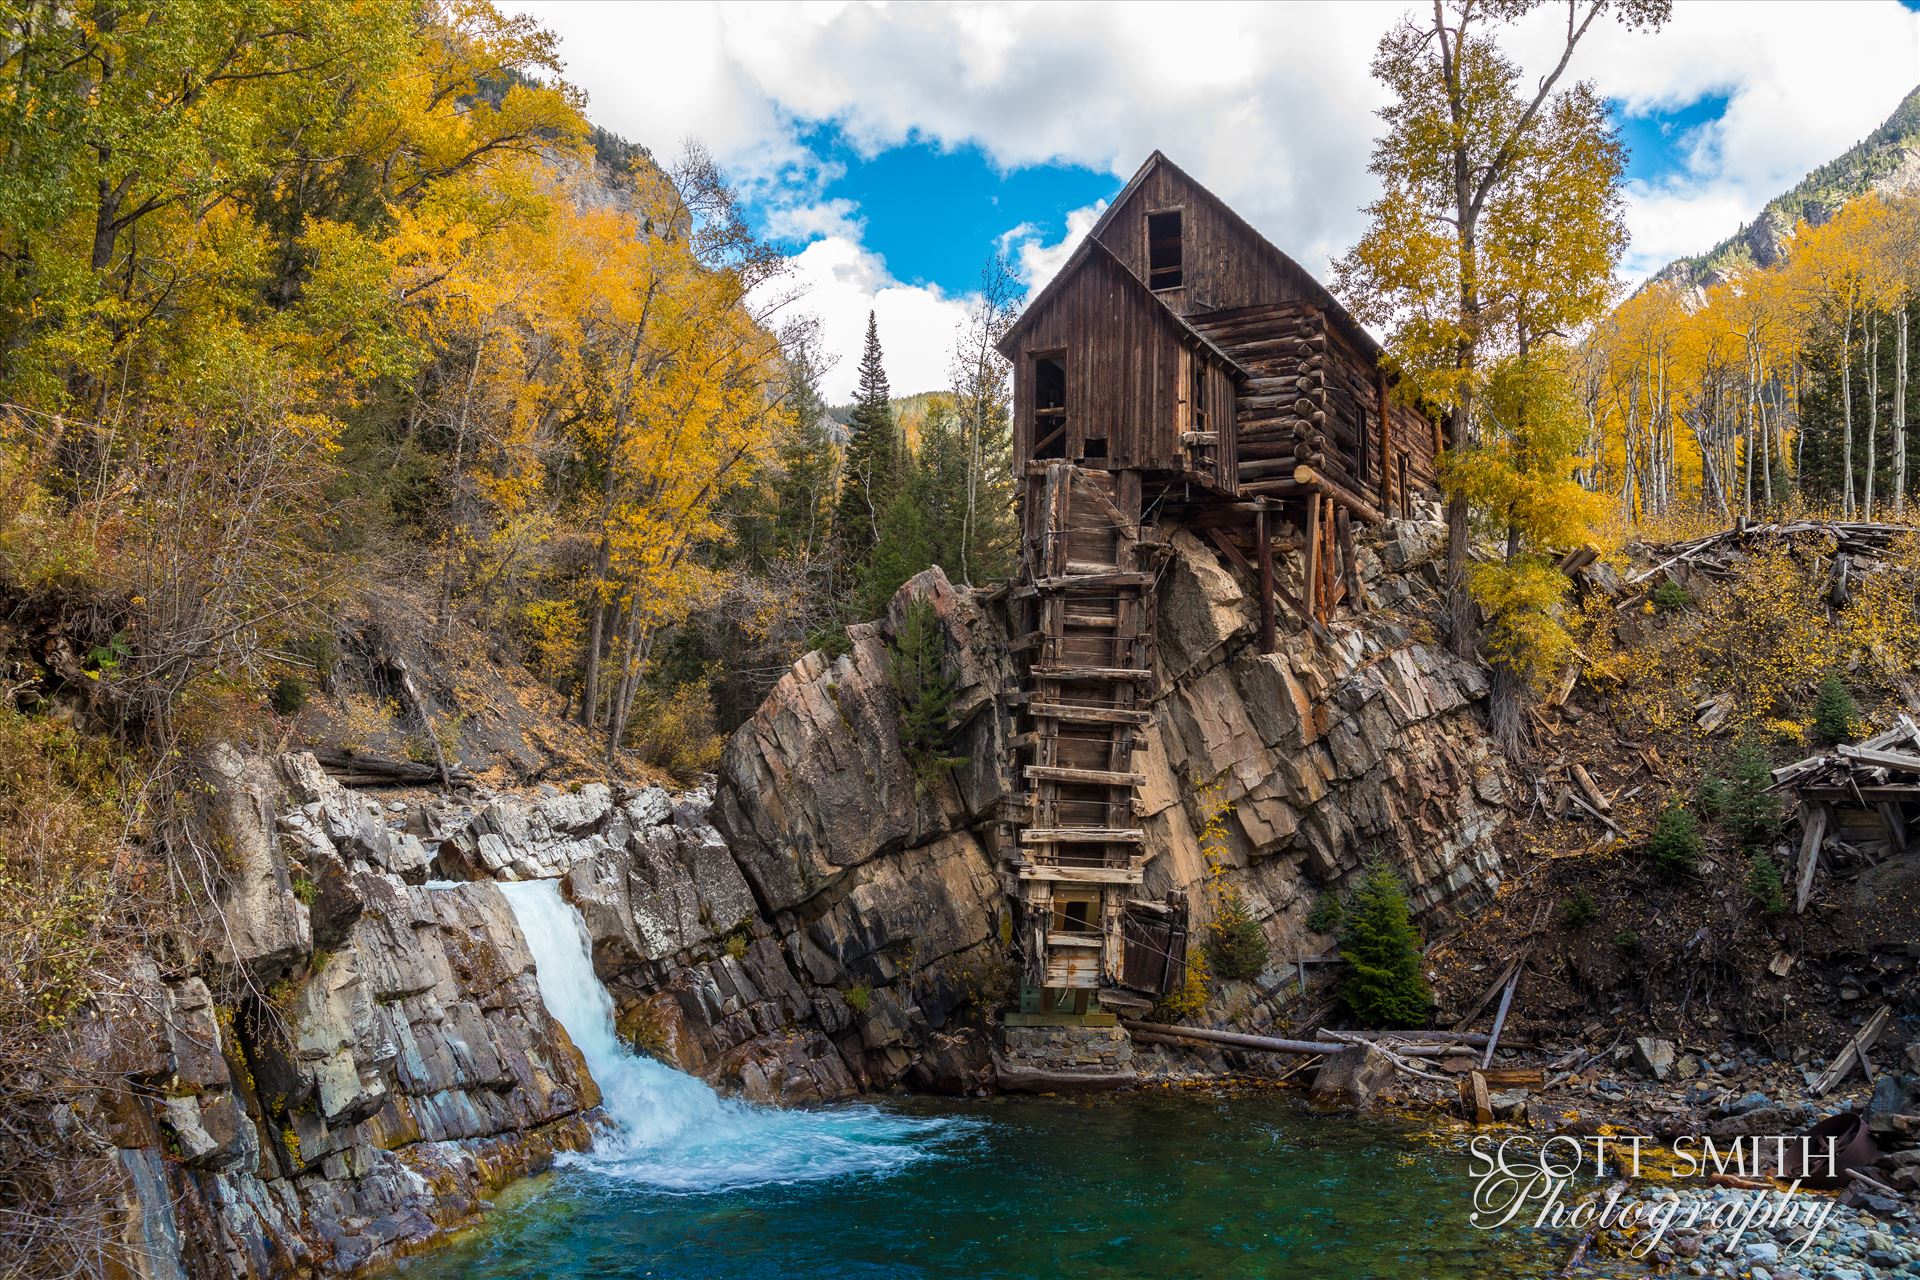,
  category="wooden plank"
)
[1813,1005,1891,1094]
[1019,828,1146,844]
[1027,702,1151,726]
[1029,664,1153,682]
[1028,571,1154,592]
[1795,801,1830,914]
[1836,744,1920,772]
[1304,490,1322,621]
[1025,765,1148,787]
[1015,864,1146,884]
